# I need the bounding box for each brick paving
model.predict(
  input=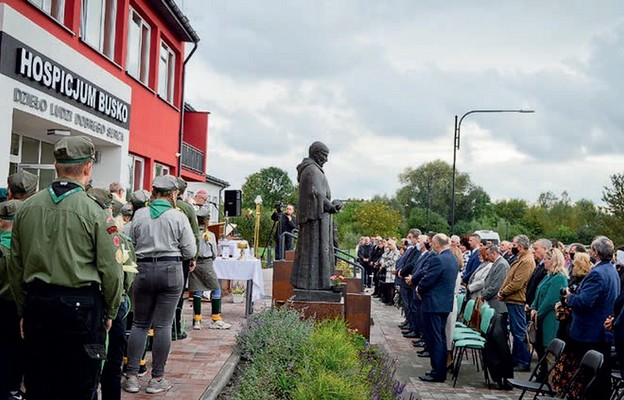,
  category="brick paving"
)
[369,291,532,399]
[120,270,531,399]
[120,272,273,399]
